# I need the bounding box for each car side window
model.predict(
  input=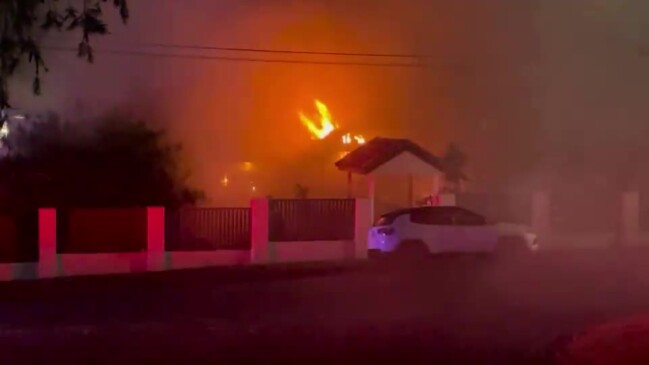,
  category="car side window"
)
[452,208,486,226]
[410,208,453,225]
